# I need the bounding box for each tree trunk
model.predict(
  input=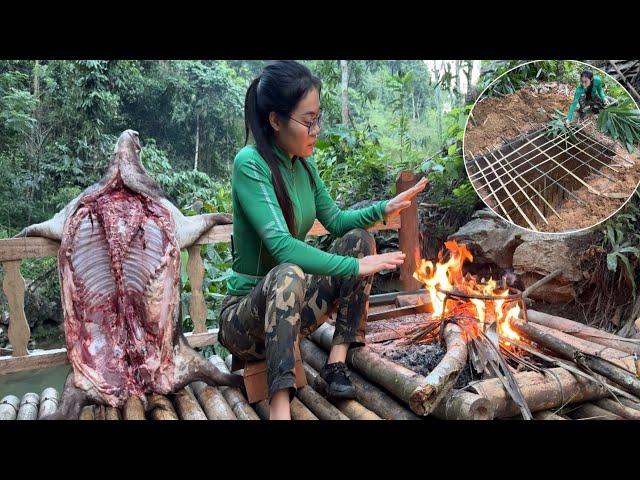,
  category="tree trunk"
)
[557,60,565,83]
[340,60,350,125]
[194,111,200,171]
